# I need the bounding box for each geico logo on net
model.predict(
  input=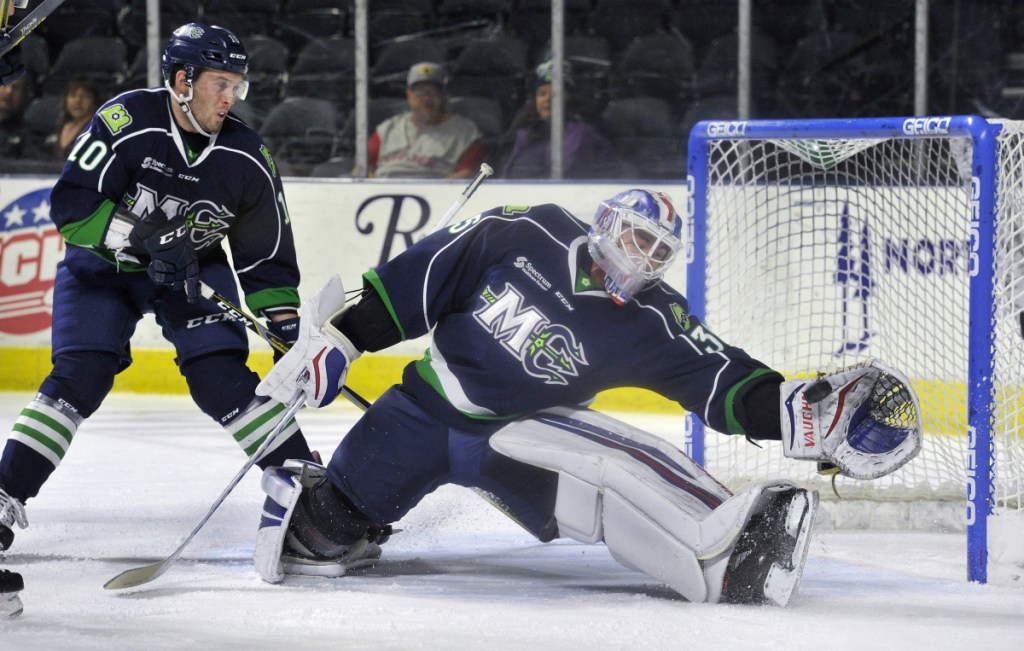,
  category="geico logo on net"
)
[902,116,952,136]
[706,121,746,138]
